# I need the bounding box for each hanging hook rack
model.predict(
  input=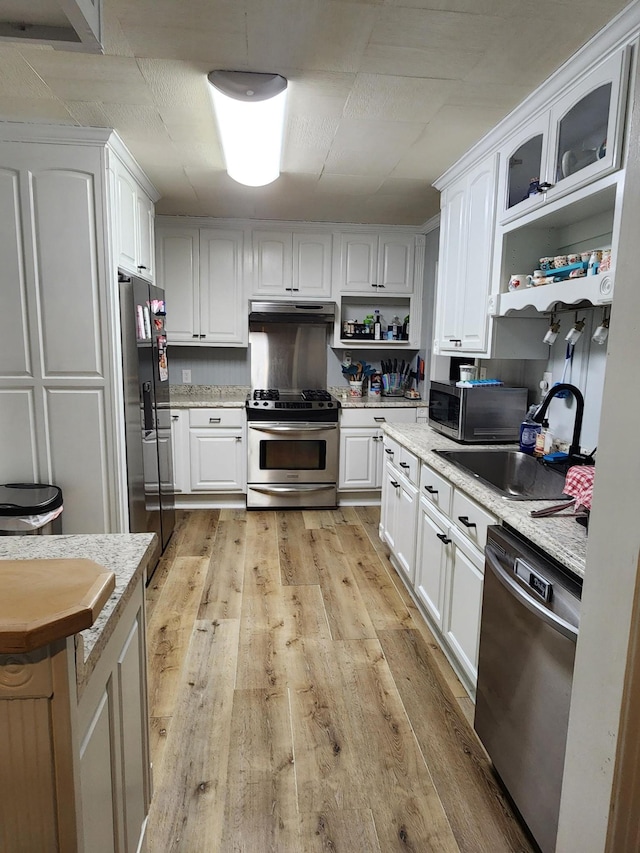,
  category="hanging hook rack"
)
[542,303,597,319]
